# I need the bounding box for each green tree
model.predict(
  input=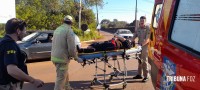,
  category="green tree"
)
[108,22,115,28]
[16,0,48,30]
[100,19,110,24]
[129,20,139,28]
[15,0,102,40]
[0,24,5,37]
[116,21,128,28]
[100,19,110,29]
[75,0,104,7]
